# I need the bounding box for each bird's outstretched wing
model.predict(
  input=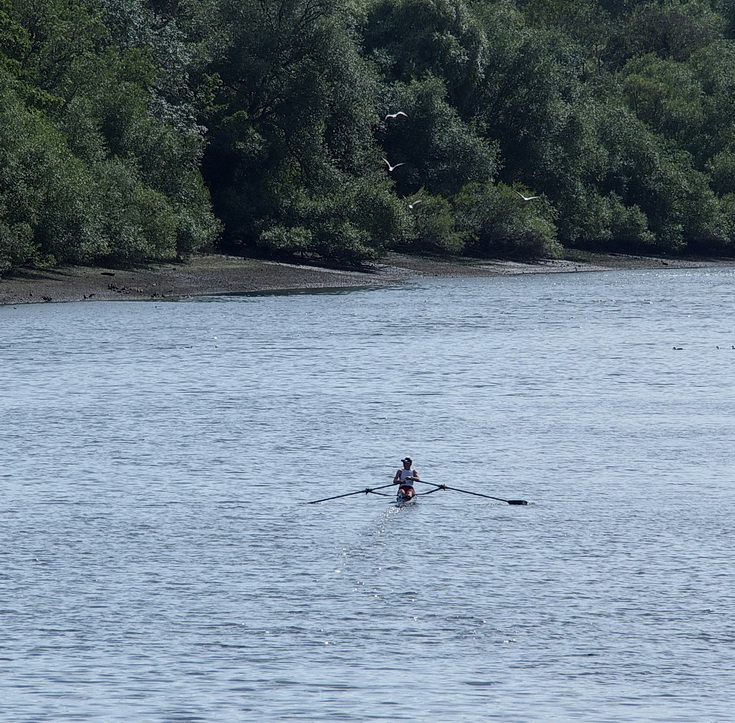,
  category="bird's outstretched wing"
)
[382,158,405,172]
